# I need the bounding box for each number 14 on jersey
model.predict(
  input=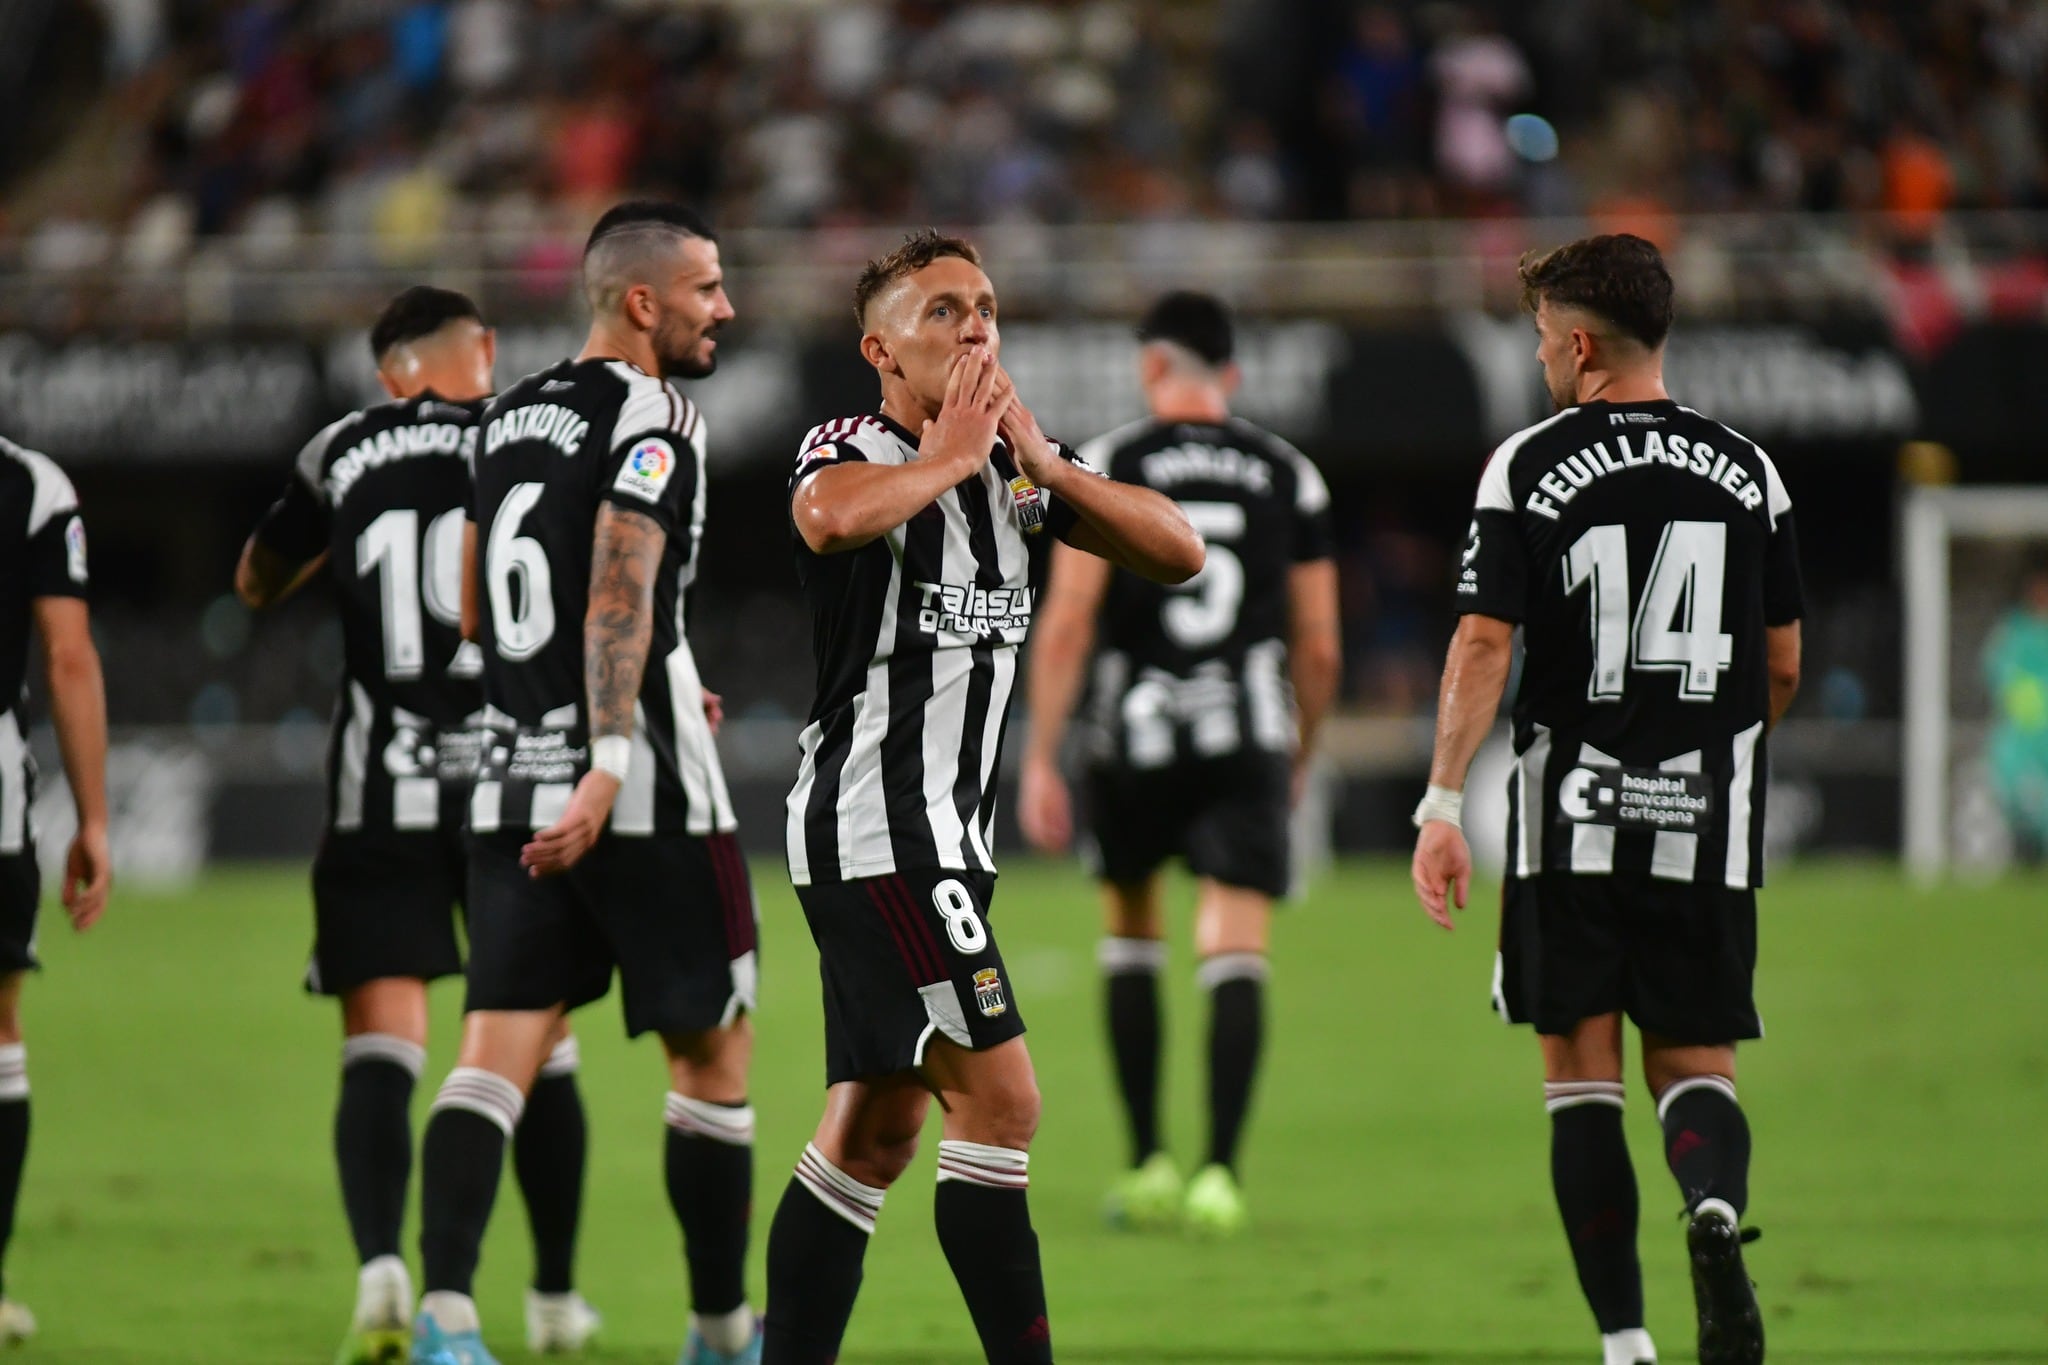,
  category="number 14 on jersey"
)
[1563,520,1733,703]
